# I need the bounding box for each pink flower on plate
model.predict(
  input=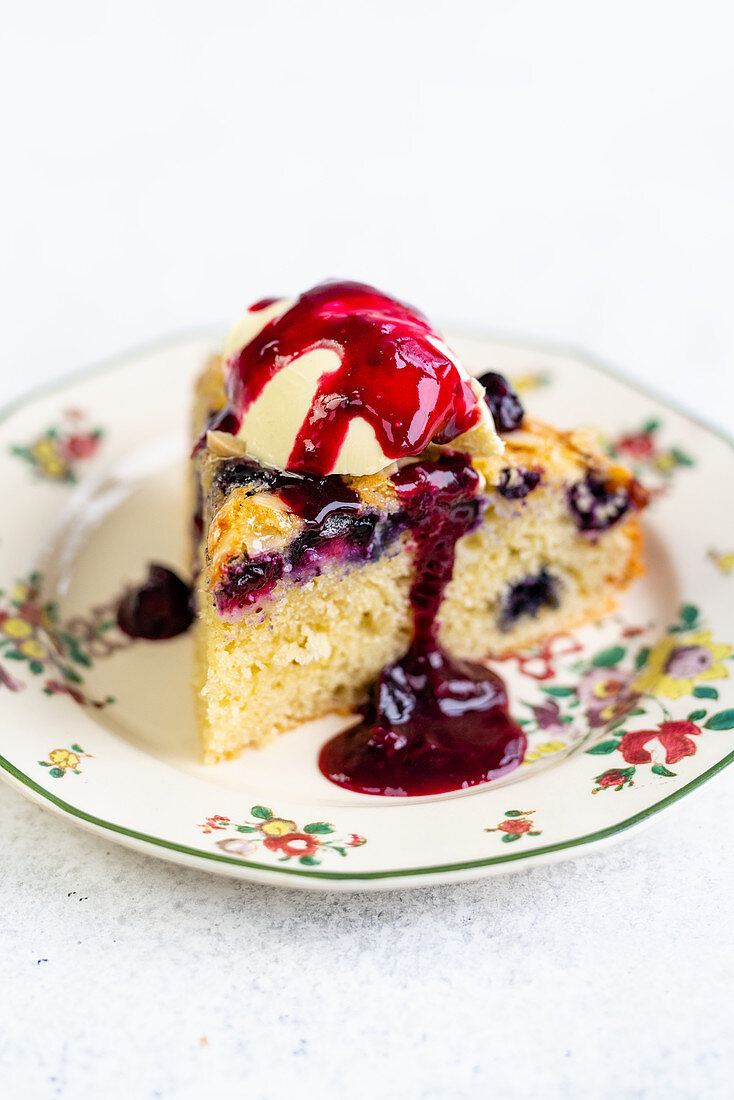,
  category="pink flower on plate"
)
[60,432,100,461]
[577,666,639,729]
[529,699,567,736]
